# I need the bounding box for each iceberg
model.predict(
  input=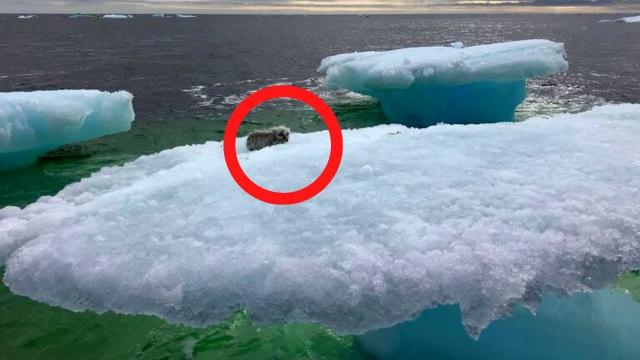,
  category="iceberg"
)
[69,13,93,18]
[17,15,37,19]
[600,15,640,23]
[318,40,568,127]
[103,14,131,19]
[1,104,639,339]
[621,15,640,23]
[0,90,135,170]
